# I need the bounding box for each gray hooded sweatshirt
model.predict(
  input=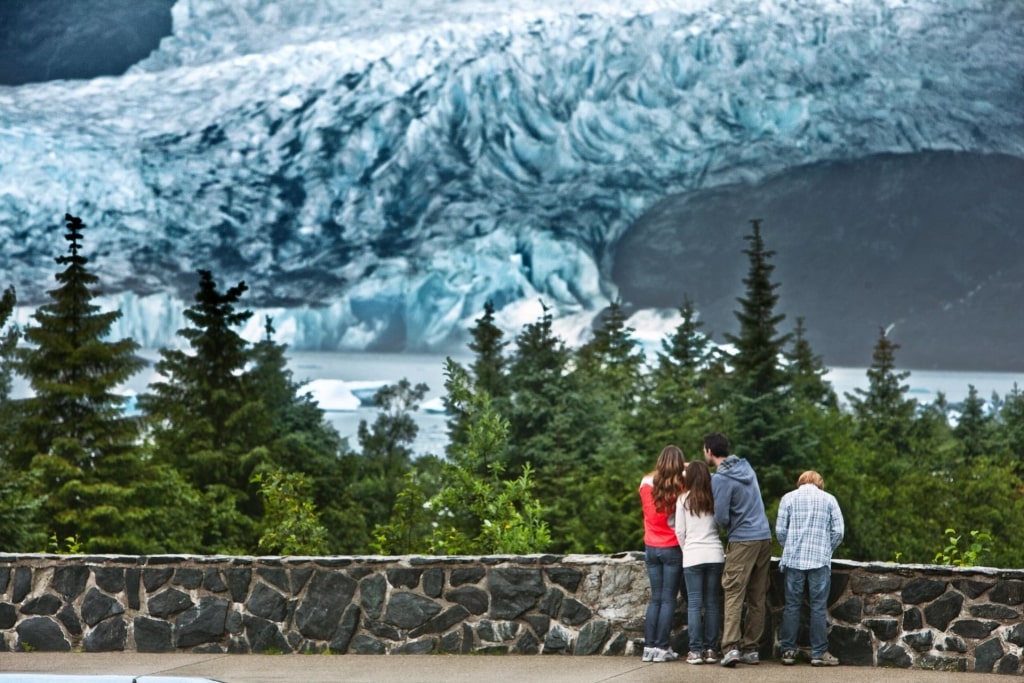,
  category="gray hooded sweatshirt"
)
[711,455,771,542]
